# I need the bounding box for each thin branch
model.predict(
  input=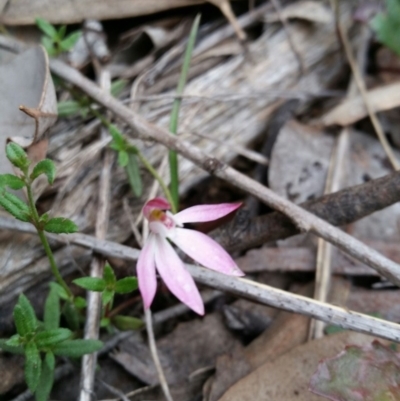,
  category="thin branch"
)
[1,220,400,343]
[144,308,174,401]
[79,68,113,401]
[47,58,400,287]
